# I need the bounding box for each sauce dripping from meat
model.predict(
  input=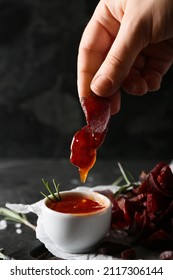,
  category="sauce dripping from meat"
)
[70,93,111,183]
